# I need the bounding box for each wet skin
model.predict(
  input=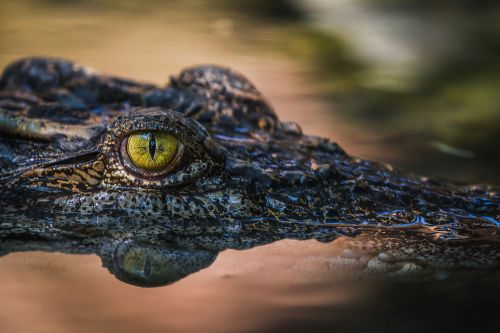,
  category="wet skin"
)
[0,58,498,287]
